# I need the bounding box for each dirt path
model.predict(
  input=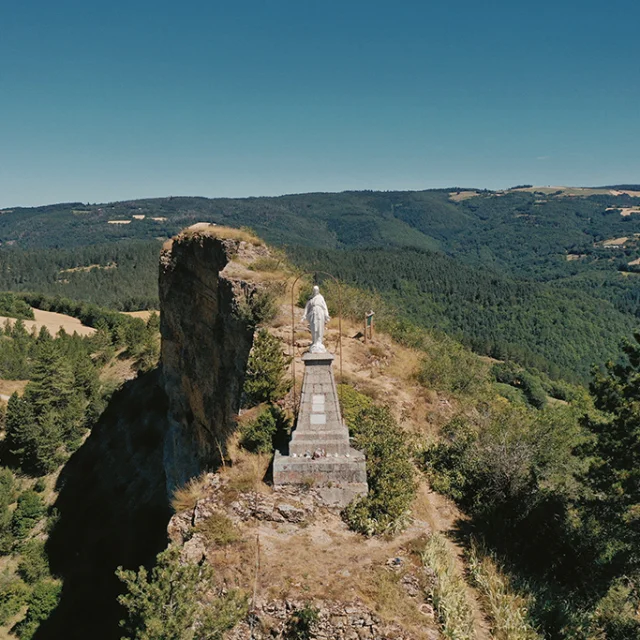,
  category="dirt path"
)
[420,485,492,640]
